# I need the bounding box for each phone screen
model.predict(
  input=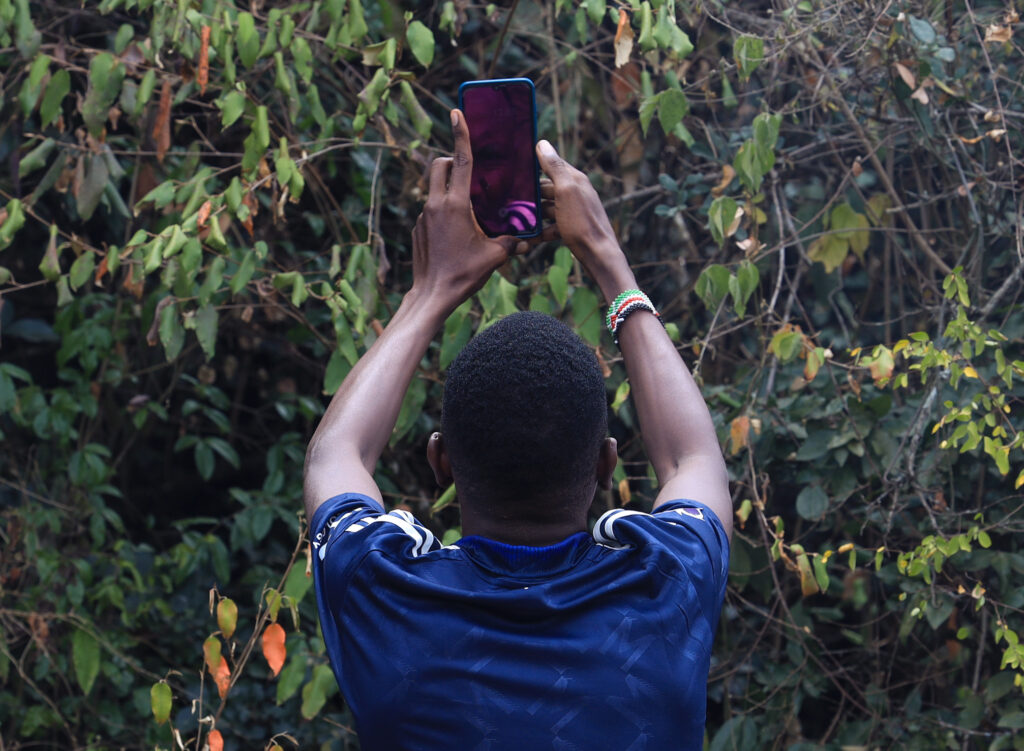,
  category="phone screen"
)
[458,79,540,238]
